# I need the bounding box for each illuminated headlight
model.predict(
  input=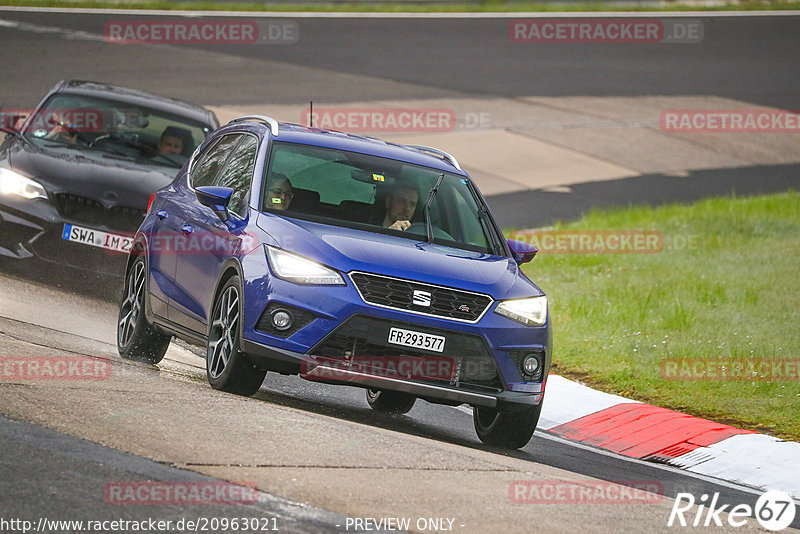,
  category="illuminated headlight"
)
[495,296,548,326]
[266,246,345,285]
[0,168,47,200]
